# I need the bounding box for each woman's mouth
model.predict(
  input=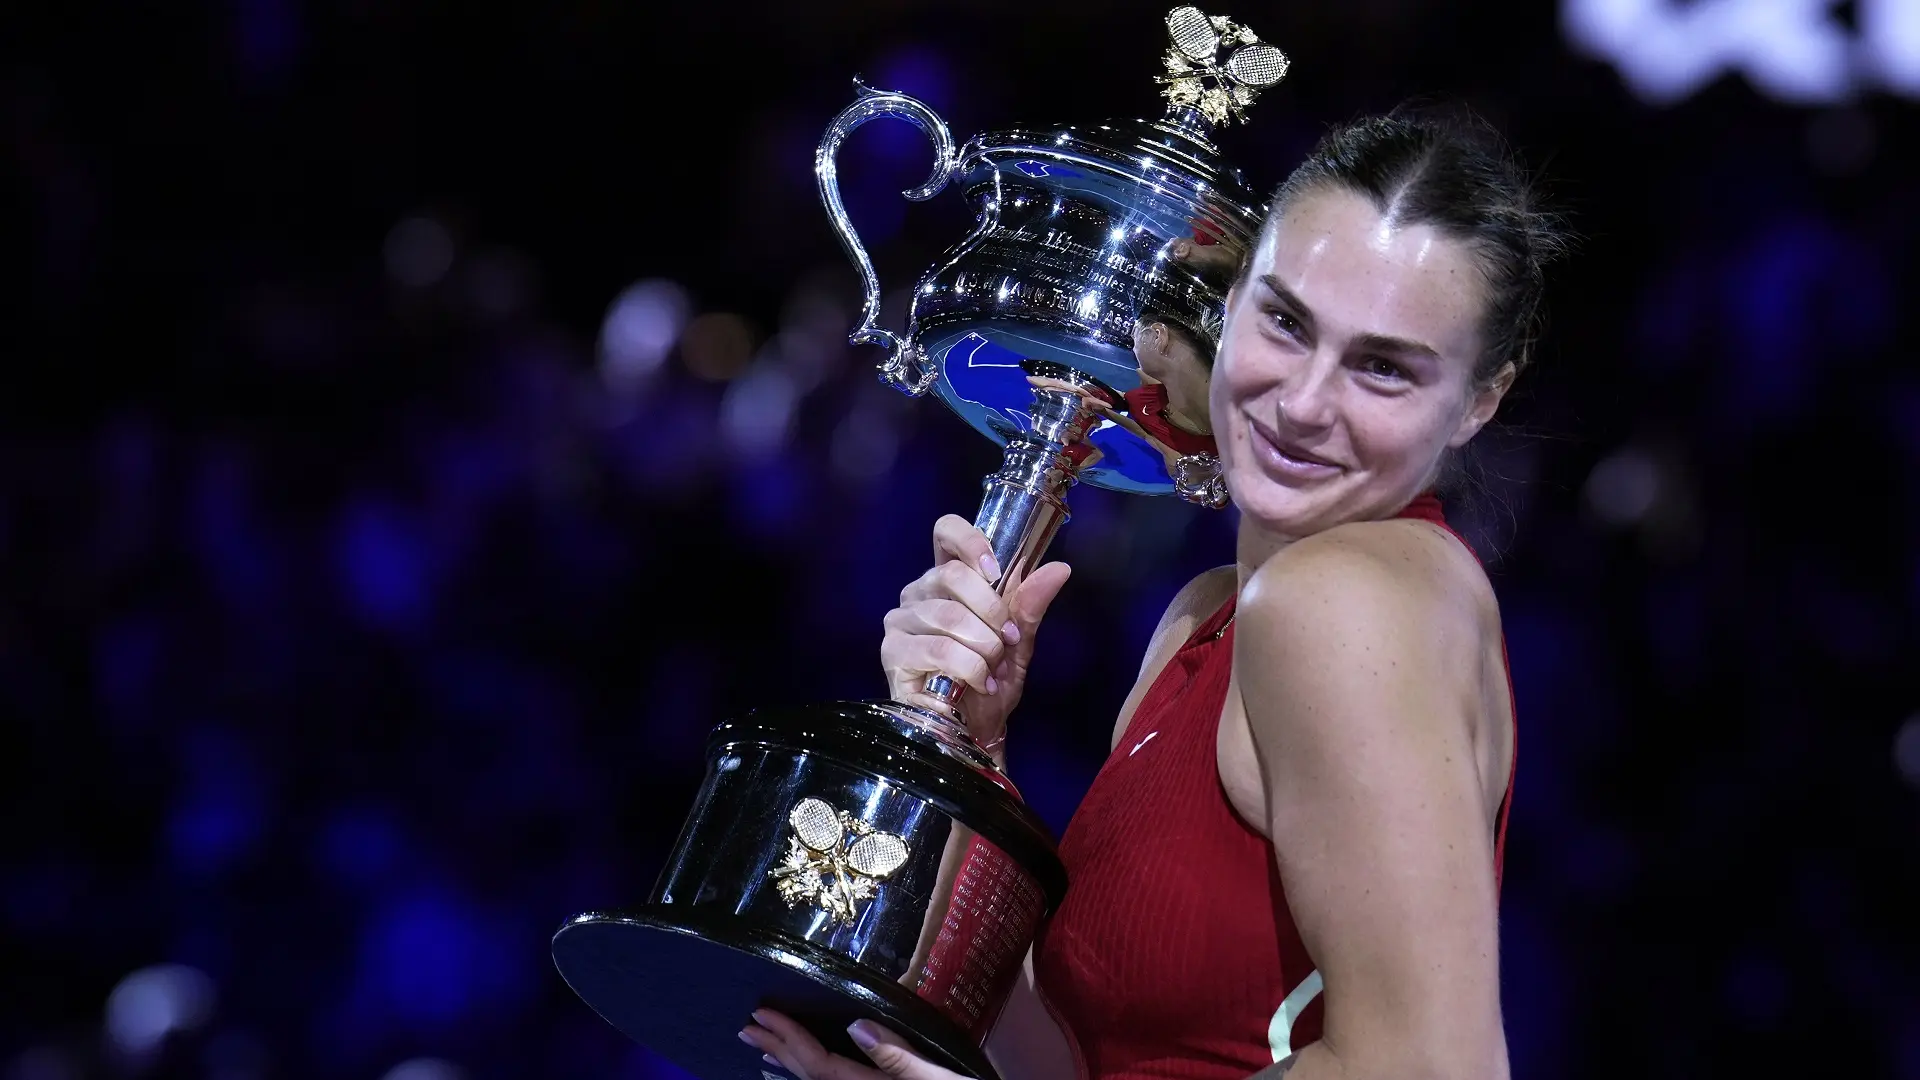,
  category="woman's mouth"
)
[1249,421,1342,482]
